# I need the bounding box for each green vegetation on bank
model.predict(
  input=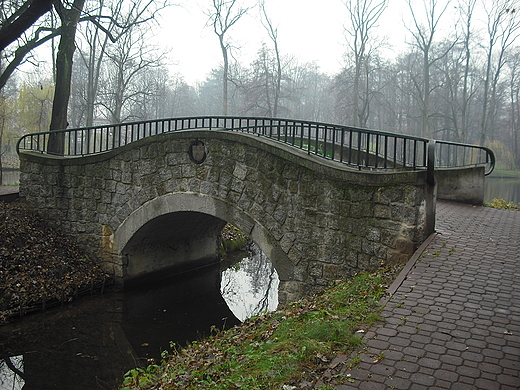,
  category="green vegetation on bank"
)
[489,169,520,178]
[221,223,249,253]
[121,268,399,390]
[484,198,520,211]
